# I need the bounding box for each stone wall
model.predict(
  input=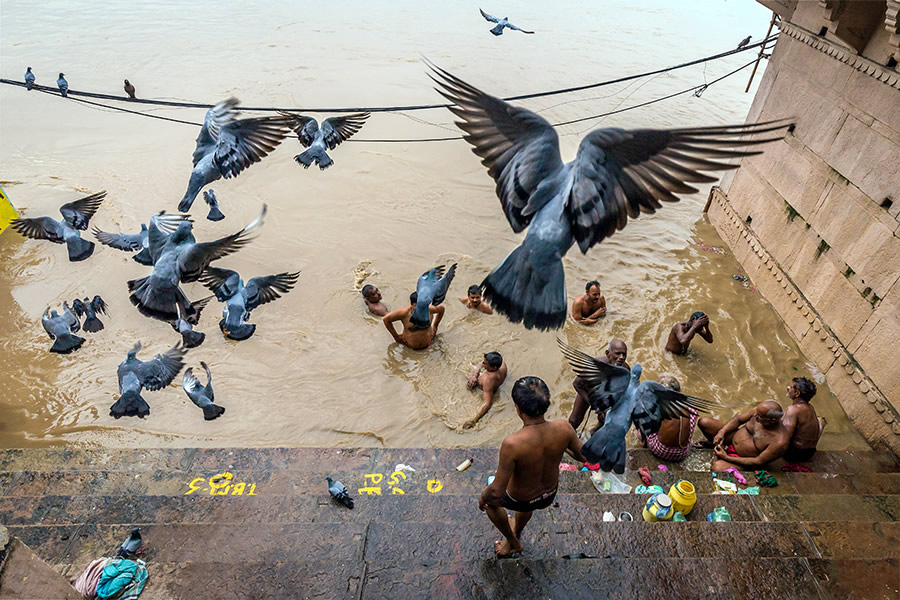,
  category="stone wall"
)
[708,0,900,454]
